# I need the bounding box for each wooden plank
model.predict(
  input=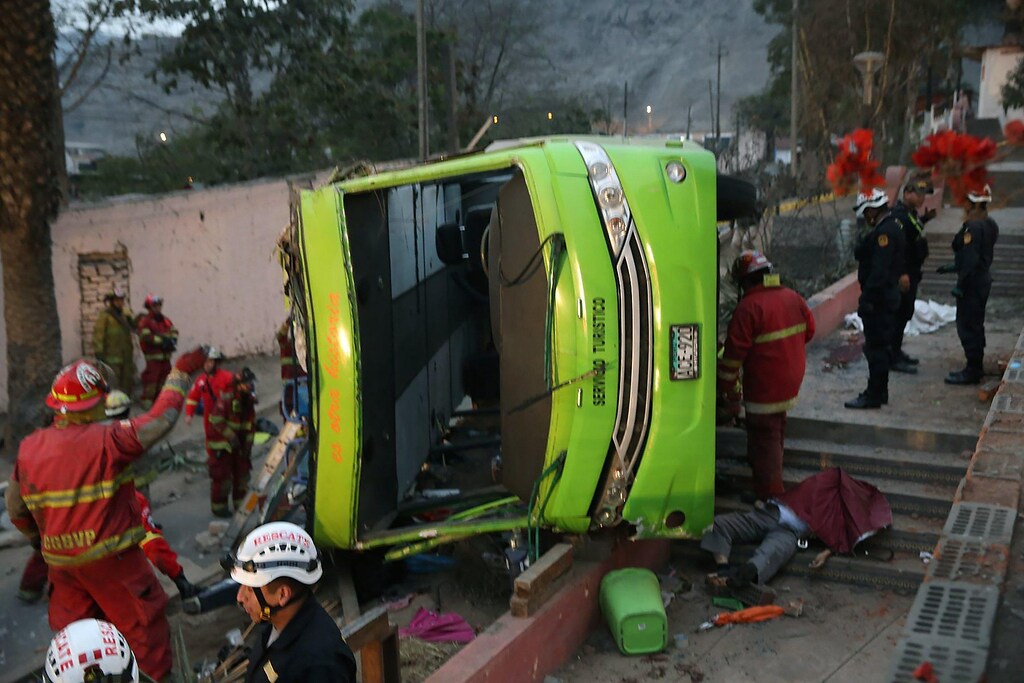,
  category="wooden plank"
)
[222,421,302,549]
[340,605,391,652]
[381,628,402,683]
[513,543,574,599]
[337,562,361,626]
